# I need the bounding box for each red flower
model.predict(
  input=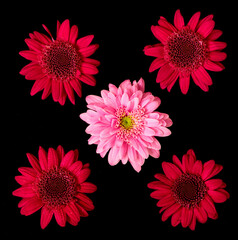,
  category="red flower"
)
[148,149,229,230]
[20,19,100,105]
[13,146,97,229]
[144,10,227,94]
